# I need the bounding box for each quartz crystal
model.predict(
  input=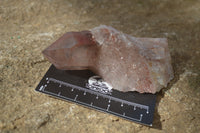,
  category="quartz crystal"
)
[43,25,174,93]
